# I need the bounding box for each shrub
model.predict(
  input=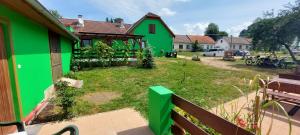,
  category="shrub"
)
[141,47,155,68]
[94,41,114,67]
[64,71,78,80]
[54,81,78,119]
